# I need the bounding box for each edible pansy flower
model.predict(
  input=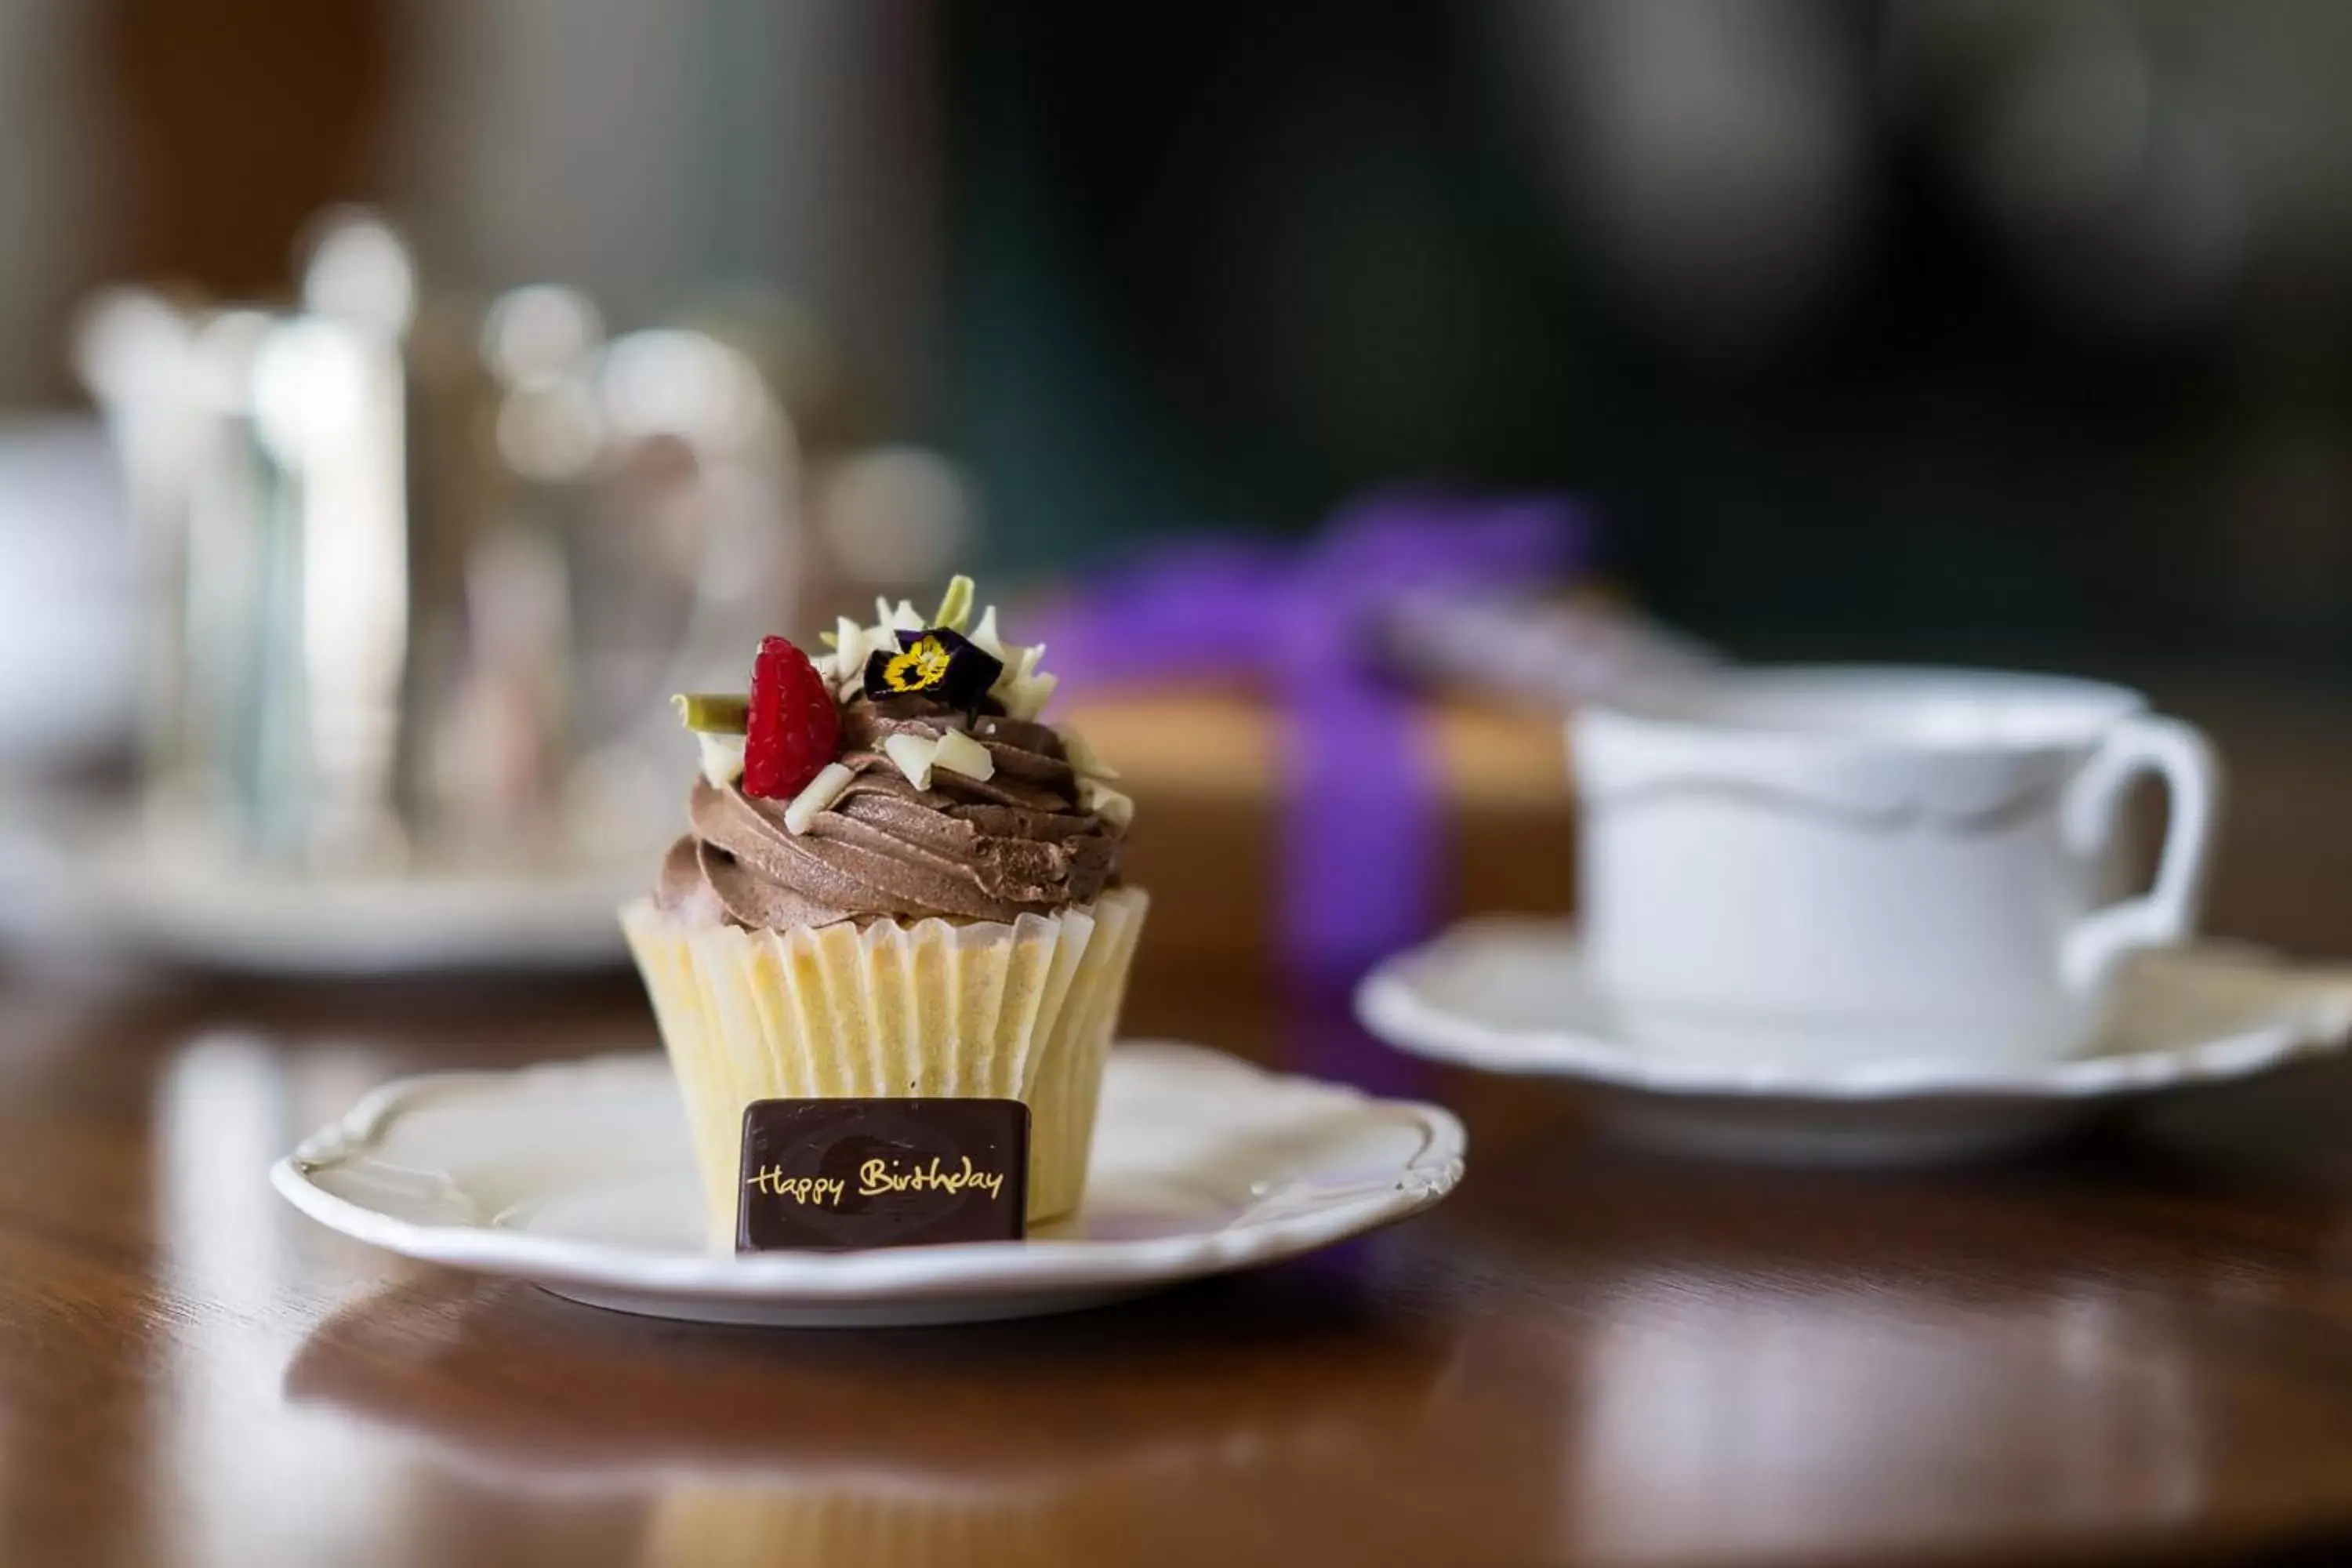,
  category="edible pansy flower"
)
[881,633,953,691]
[861,625,1004,713]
